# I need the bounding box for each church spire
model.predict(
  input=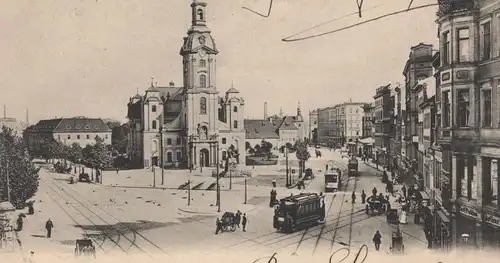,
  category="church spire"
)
[191,0,208,27]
